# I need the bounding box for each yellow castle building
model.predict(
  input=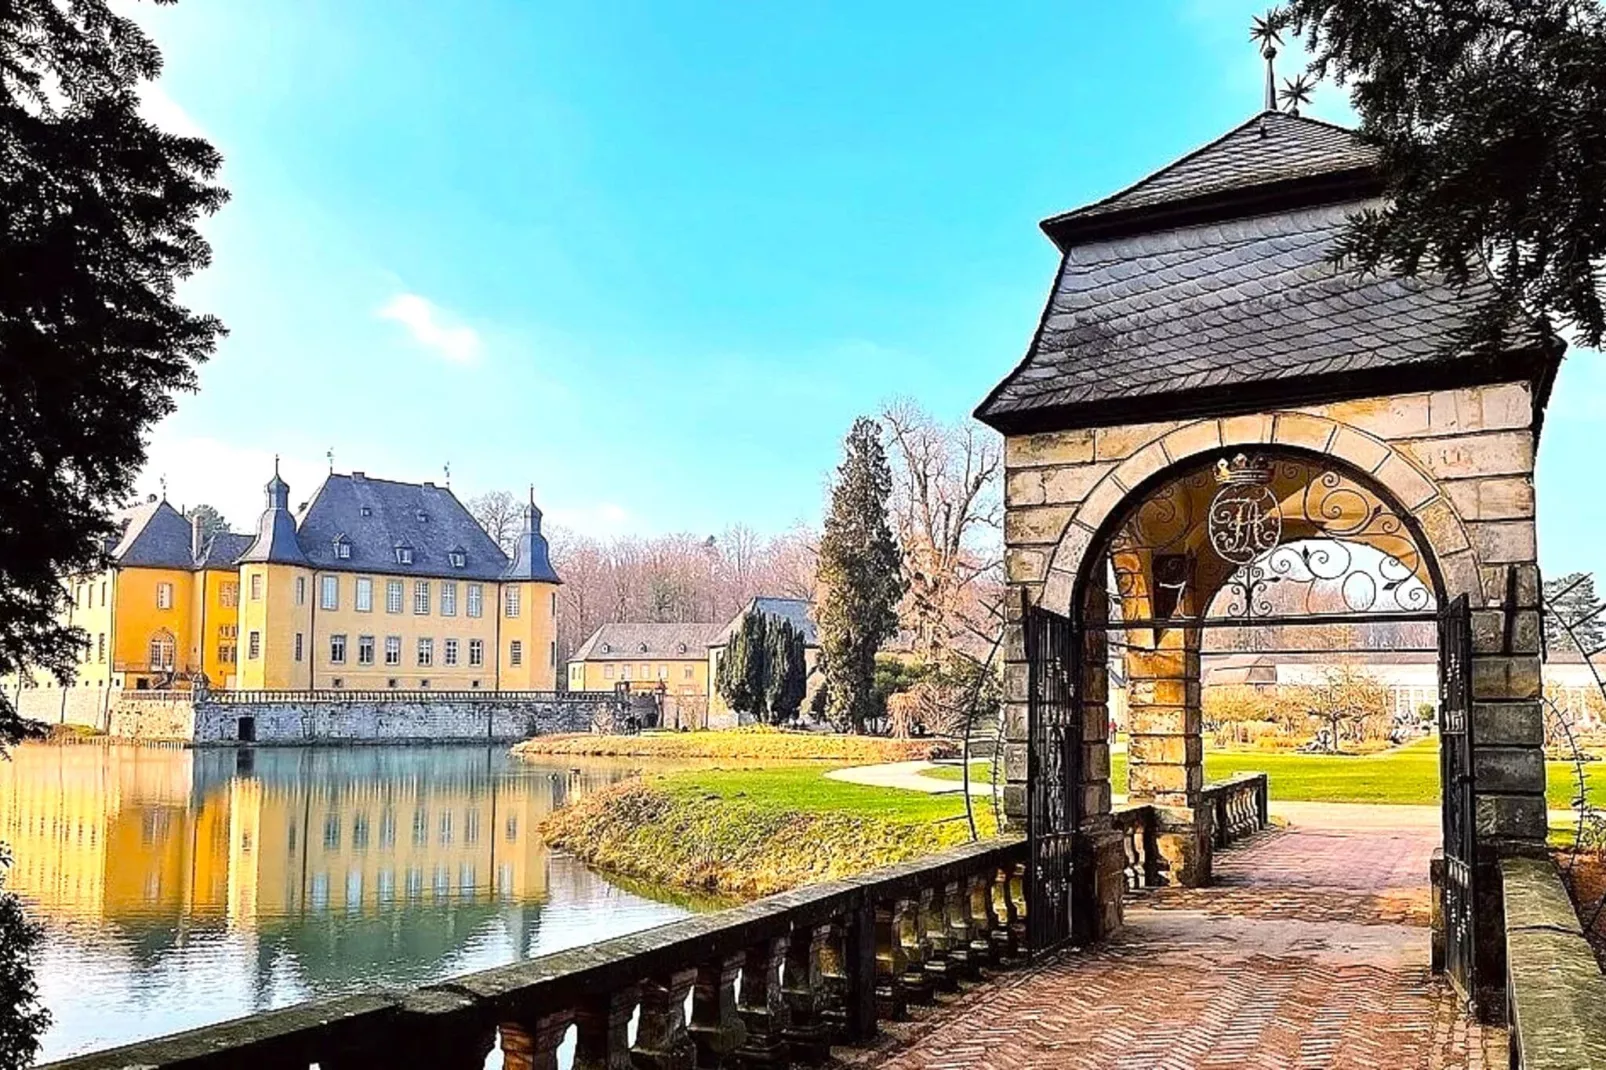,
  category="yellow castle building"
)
[10,467,563,722]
